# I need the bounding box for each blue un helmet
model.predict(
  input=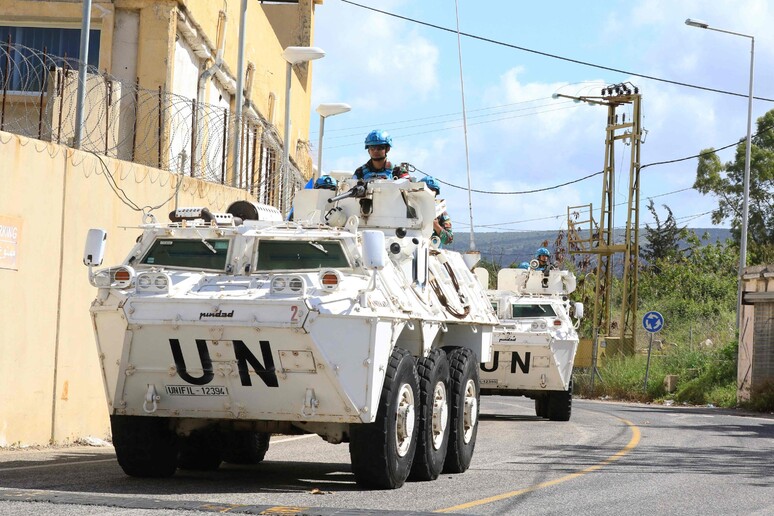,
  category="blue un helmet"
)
[517,261,530,269]
[419,176,441,195]
[314,175,337,190]
[536,247,550,258]
[364,129,392,150]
